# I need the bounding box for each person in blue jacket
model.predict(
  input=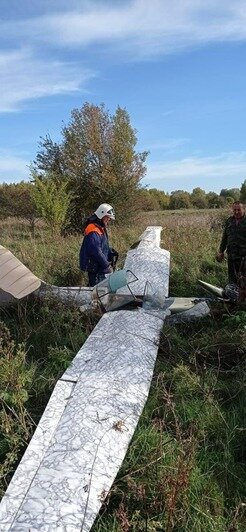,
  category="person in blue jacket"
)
[79,203,118,287]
